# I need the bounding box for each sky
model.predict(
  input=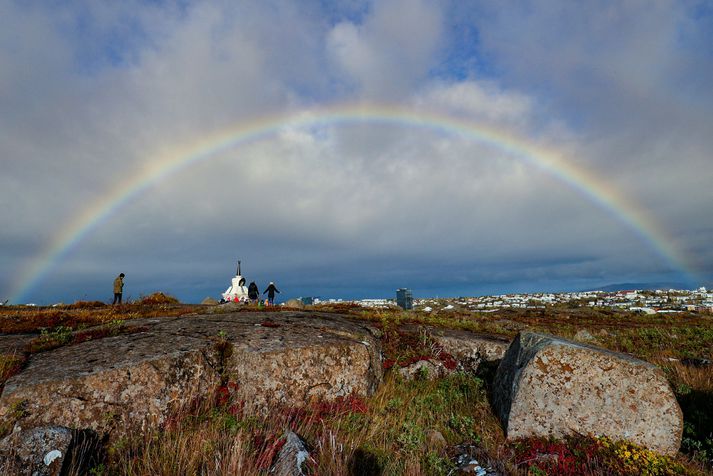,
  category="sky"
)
[1,0,712,304]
